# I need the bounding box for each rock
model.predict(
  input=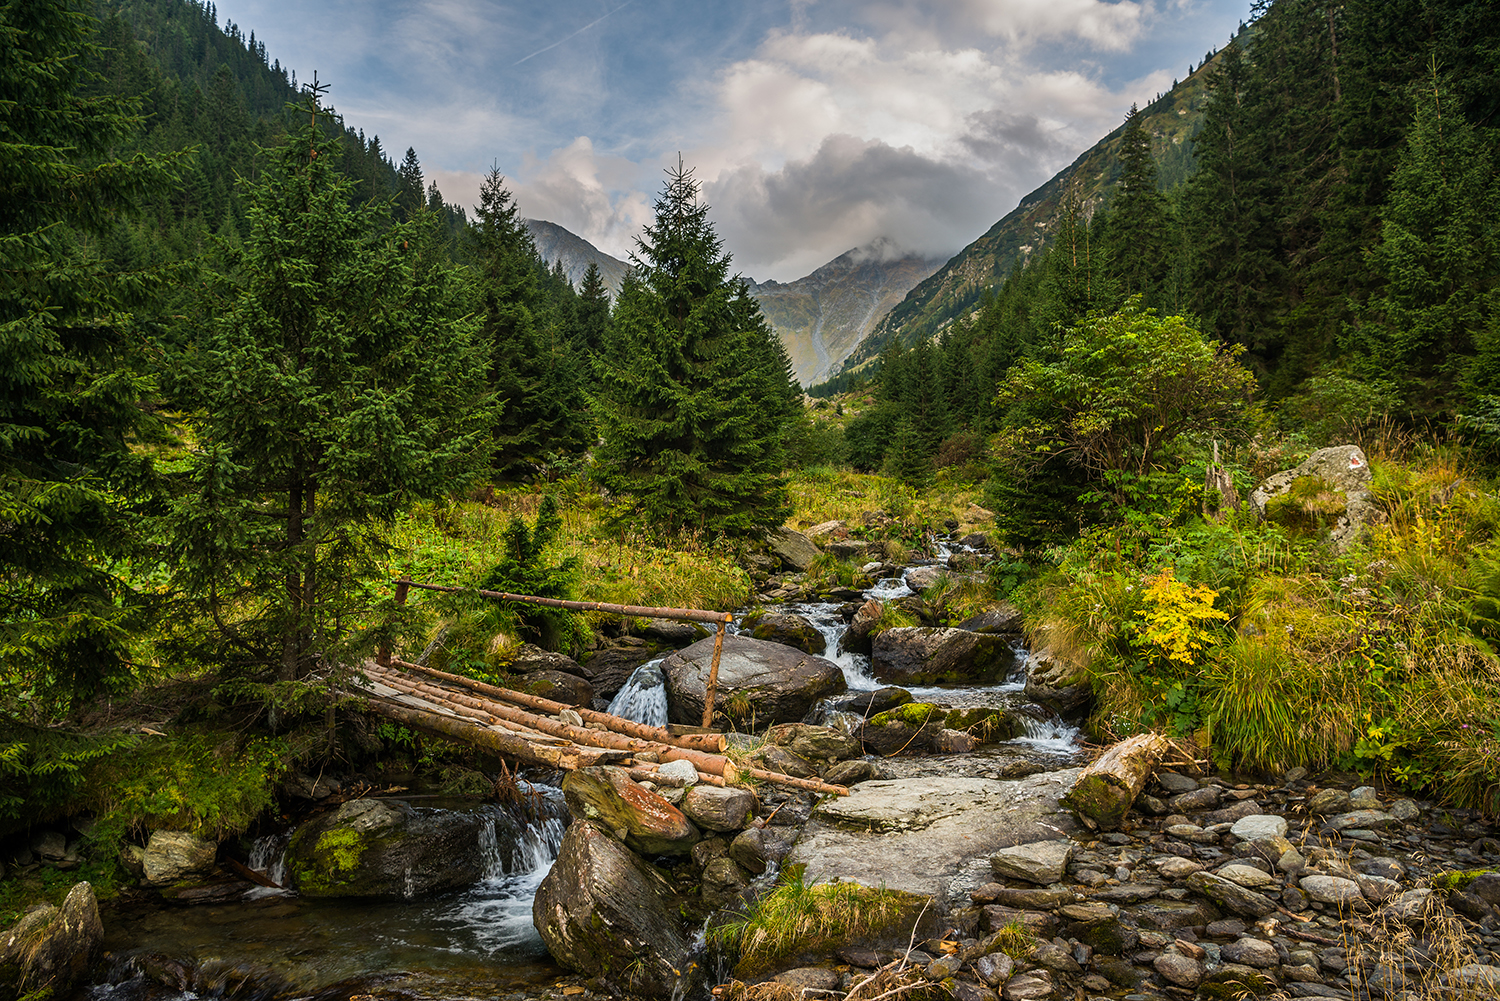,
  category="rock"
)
[991,840,1074,885]
[1155,772,1199,793]
[1231,814,1288,841]
[1060,733,1167,831]
[1168,786,1222,812]
[934,729,977,753]
[662,634,846,729]
[1030,941,1081,975]
[1218,864,1277,888]
[701,856,749,895]
[903,566,946,592]
[955,604,1023,635]
[836,685,911,716]
[562,766,700,856]
[753,744,819,779]
[284,798,499,898]
[1061,901,1138,955]
[1388,798,1420,821]
[1308,789,1350,815]
[975,886,1073,908]
[1250,444,1376,551]
[742,611,826,655]
[872,627,1019,684]
[1325,809,1397,831]
[788,771,1082,897]
[728,827,769,875]
[533,821,698,999]
[824,759,876,786]
[974,952,1014,987]
[509,643,586,676]
[1299,875,1365,908]
[1469,872,1500,905]
[1356,873,1401,903]
[1135,900,1220,931]
[858,704,946,755]
[1387,888,1435,923]
[1001,969,1053,1000]
[1,882,104,997]
[640,618,710,647]
[1446,964,1500,992]
[283,771,342,800]
[1347,785,1380,810]
[830,539,871,561]
[1154,952,1204,988]
[29,832,66,861]
[805,519,846,542]
[1198,964,1281,998]
[1185,871,1278,917]
[1157,857,1203,879]
[515,669,594,707]
[1021,648,1092,717]
[578,642,658,700]
[142,830,218,885]
[681,786,755,832]
[927,954,964,980]
[839,599,885,656]
[656,759,700,785]
[1222,937,1279,968]
[767,526,820,571]
[775,966,842,990]
[764,723,861,762]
